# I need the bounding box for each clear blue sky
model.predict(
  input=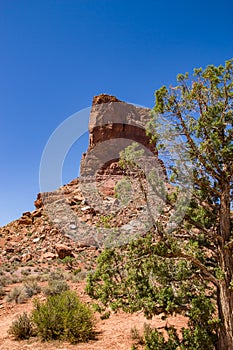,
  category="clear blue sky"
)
[0,0,232,226]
